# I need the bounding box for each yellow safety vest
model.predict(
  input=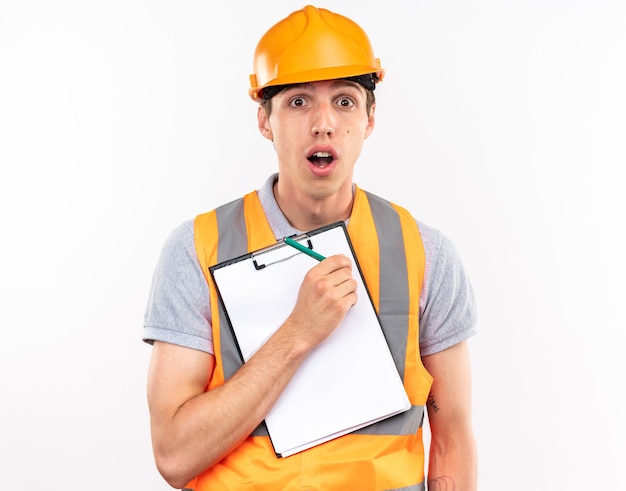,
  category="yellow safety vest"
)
[191,186,433,491]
